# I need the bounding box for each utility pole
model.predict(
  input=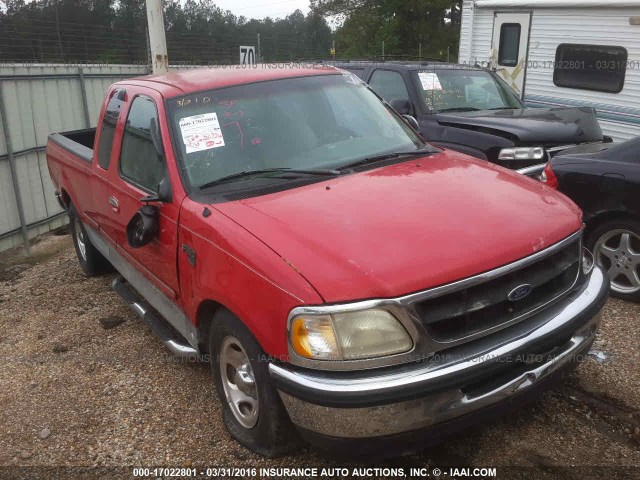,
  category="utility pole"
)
[382,40,385,61]
[257,33,261,63]
[146,0,169,73]
[419,42,422,61]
